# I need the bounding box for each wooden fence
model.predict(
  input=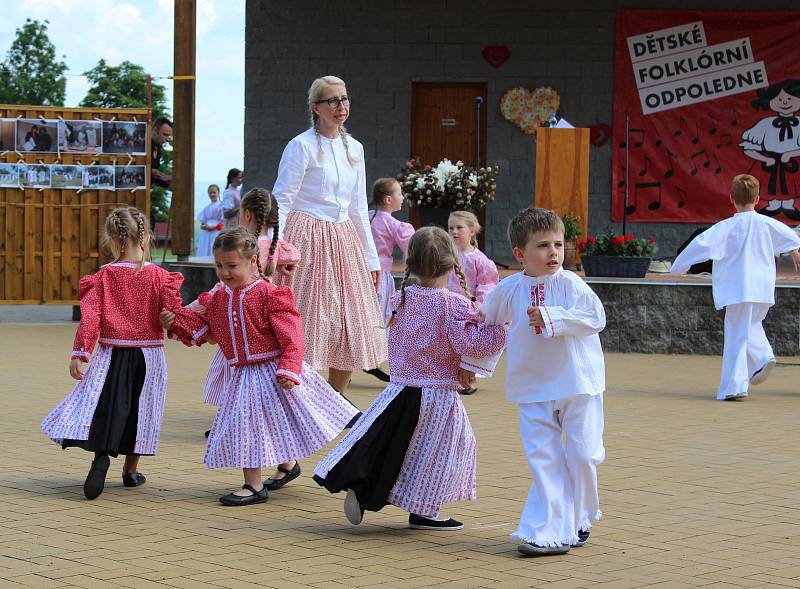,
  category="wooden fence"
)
[0,105,150,304]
